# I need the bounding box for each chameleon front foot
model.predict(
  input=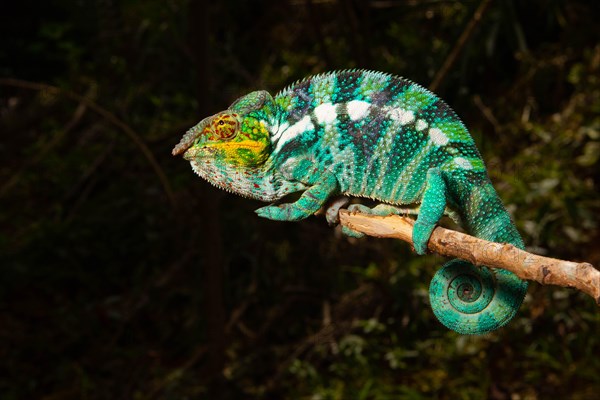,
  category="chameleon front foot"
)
[255,204,313,221]
[428,259,526,335]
